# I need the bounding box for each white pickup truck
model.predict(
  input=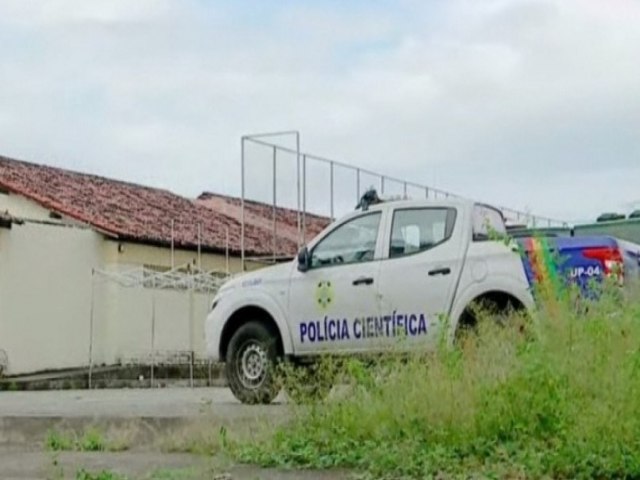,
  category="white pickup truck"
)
[205,195,539,404]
